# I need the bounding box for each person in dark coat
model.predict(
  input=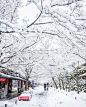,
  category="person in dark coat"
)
[44,83,46,91]
[47,82,49,91]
